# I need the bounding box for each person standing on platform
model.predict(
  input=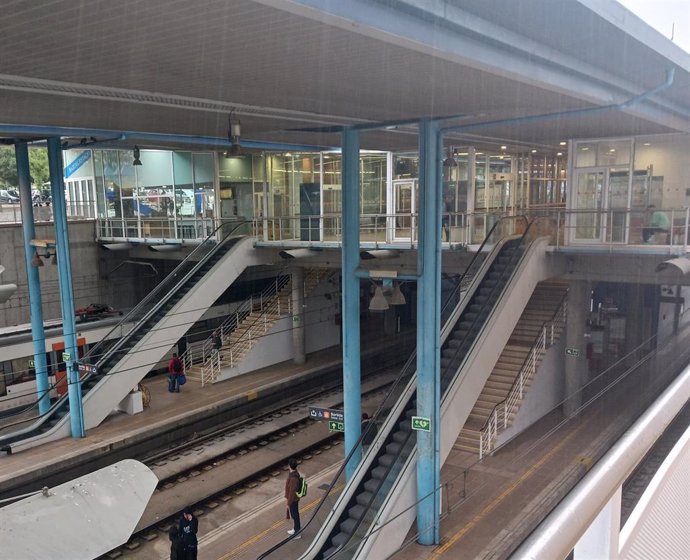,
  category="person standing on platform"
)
[168,525,185,560]
[285,457,302,538]
[179,507,199,560]
[168,353,183,393]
